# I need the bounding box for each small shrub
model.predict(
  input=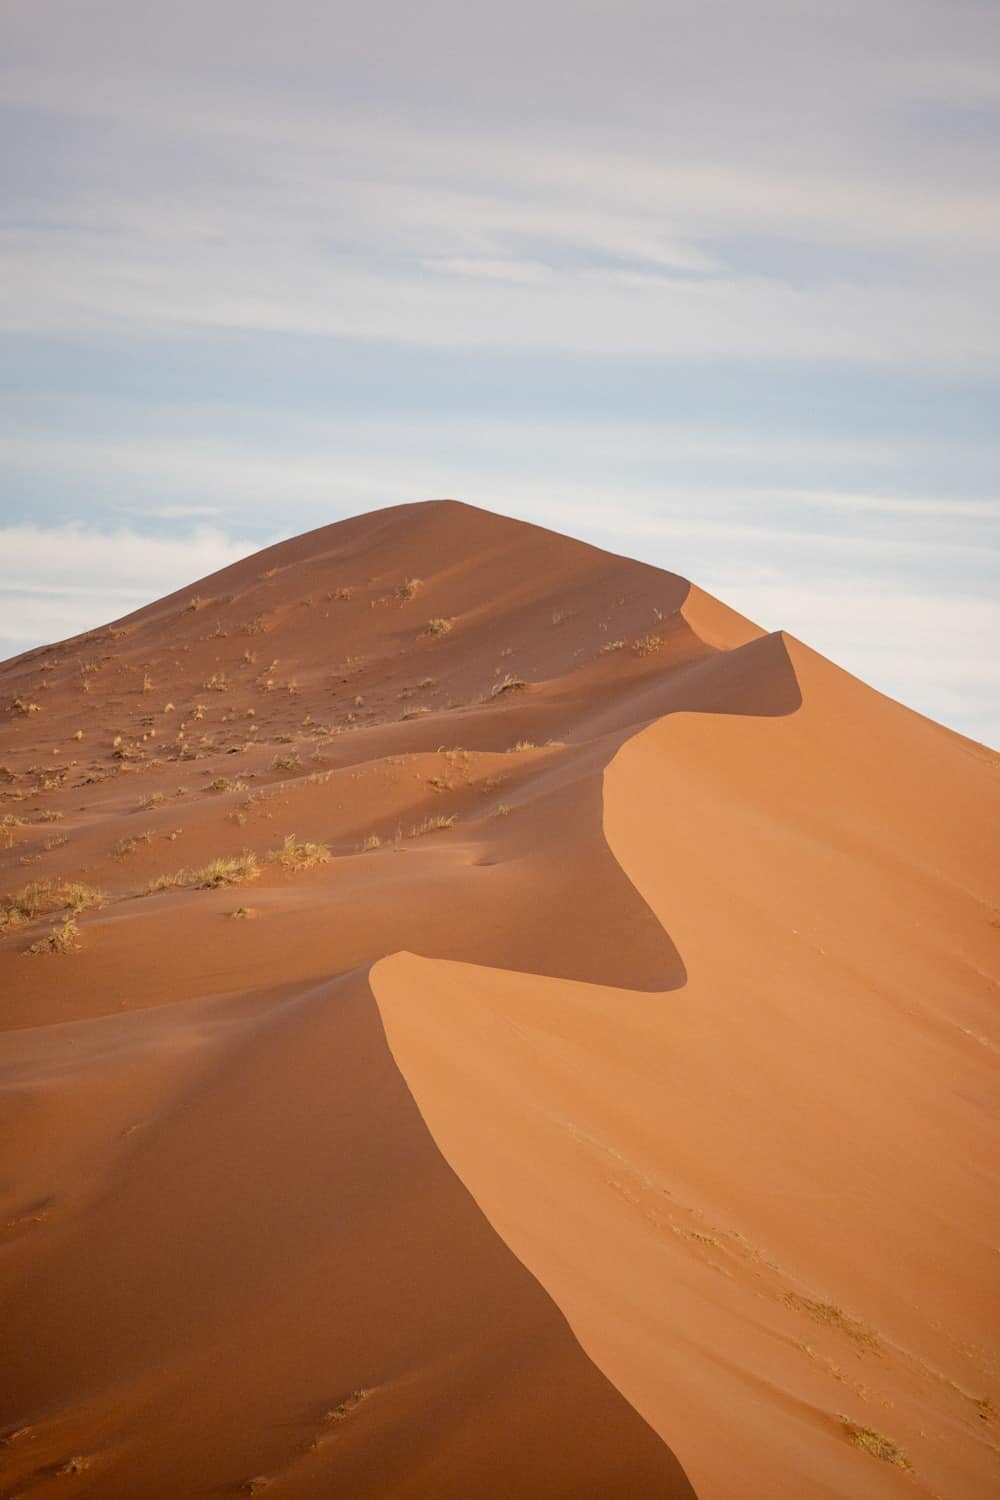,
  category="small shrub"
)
[424,617,453,637]
[271,754,301,773]
[396,577,421,601]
